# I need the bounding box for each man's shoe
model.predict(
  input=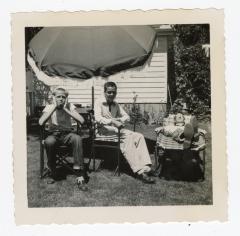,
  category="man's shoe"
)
[46,178,55,184]
[138,173,156,184]
[76,169,88,191]
[183,123,194,149]
[148,168,160,177]
[46,169,57,184]
[76,176,88,191]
